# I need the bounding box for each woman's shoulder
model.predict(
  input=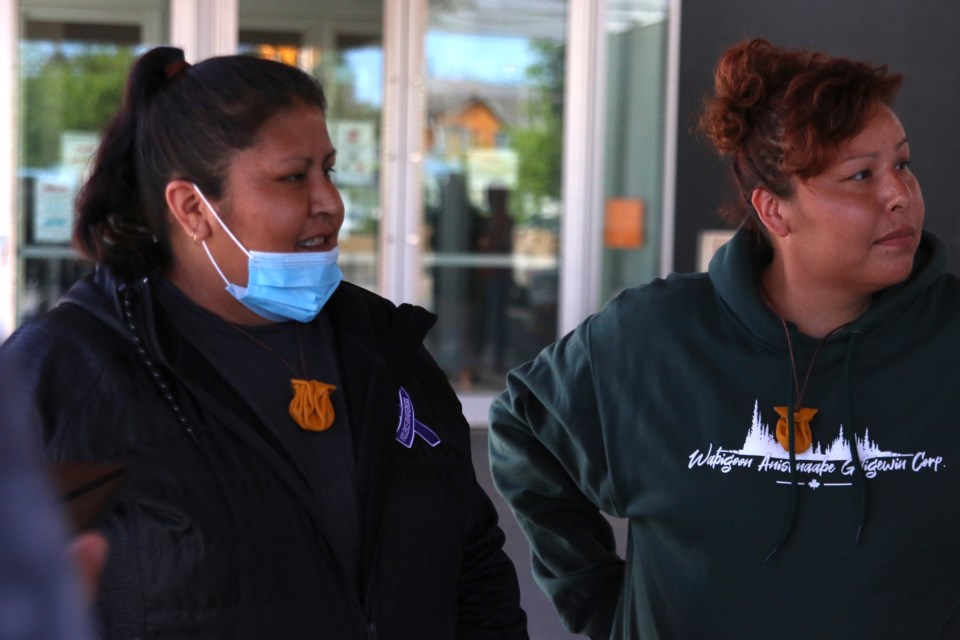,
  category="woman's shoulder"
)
[0,300,134,451]
[2,301,113,360]
[327,281,397,333]
[332,280,397,311]
[328,281,437,338]
[596,271,716,324]
[0,286,132,401]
